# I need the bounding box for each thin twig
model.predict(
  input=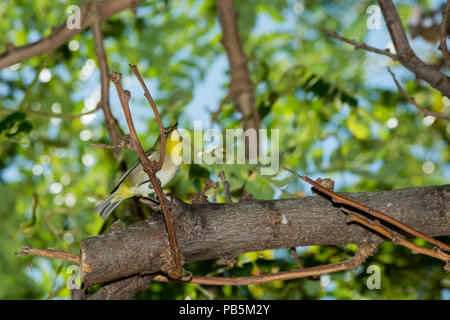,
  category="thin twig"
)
[15,246,79,264]
[218,171,232,203]
[129,64,165,169]
[18,54,51,111]
[342,208,450,263]
[440,0,450,68]
[283,168,450,253]
[152,241,378,286]
[110,70,182,279]
[192,179,220,205]
[290,247,304,269]
[90,134,134,150]
[387,67,450,121]
[323,29,398,61]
